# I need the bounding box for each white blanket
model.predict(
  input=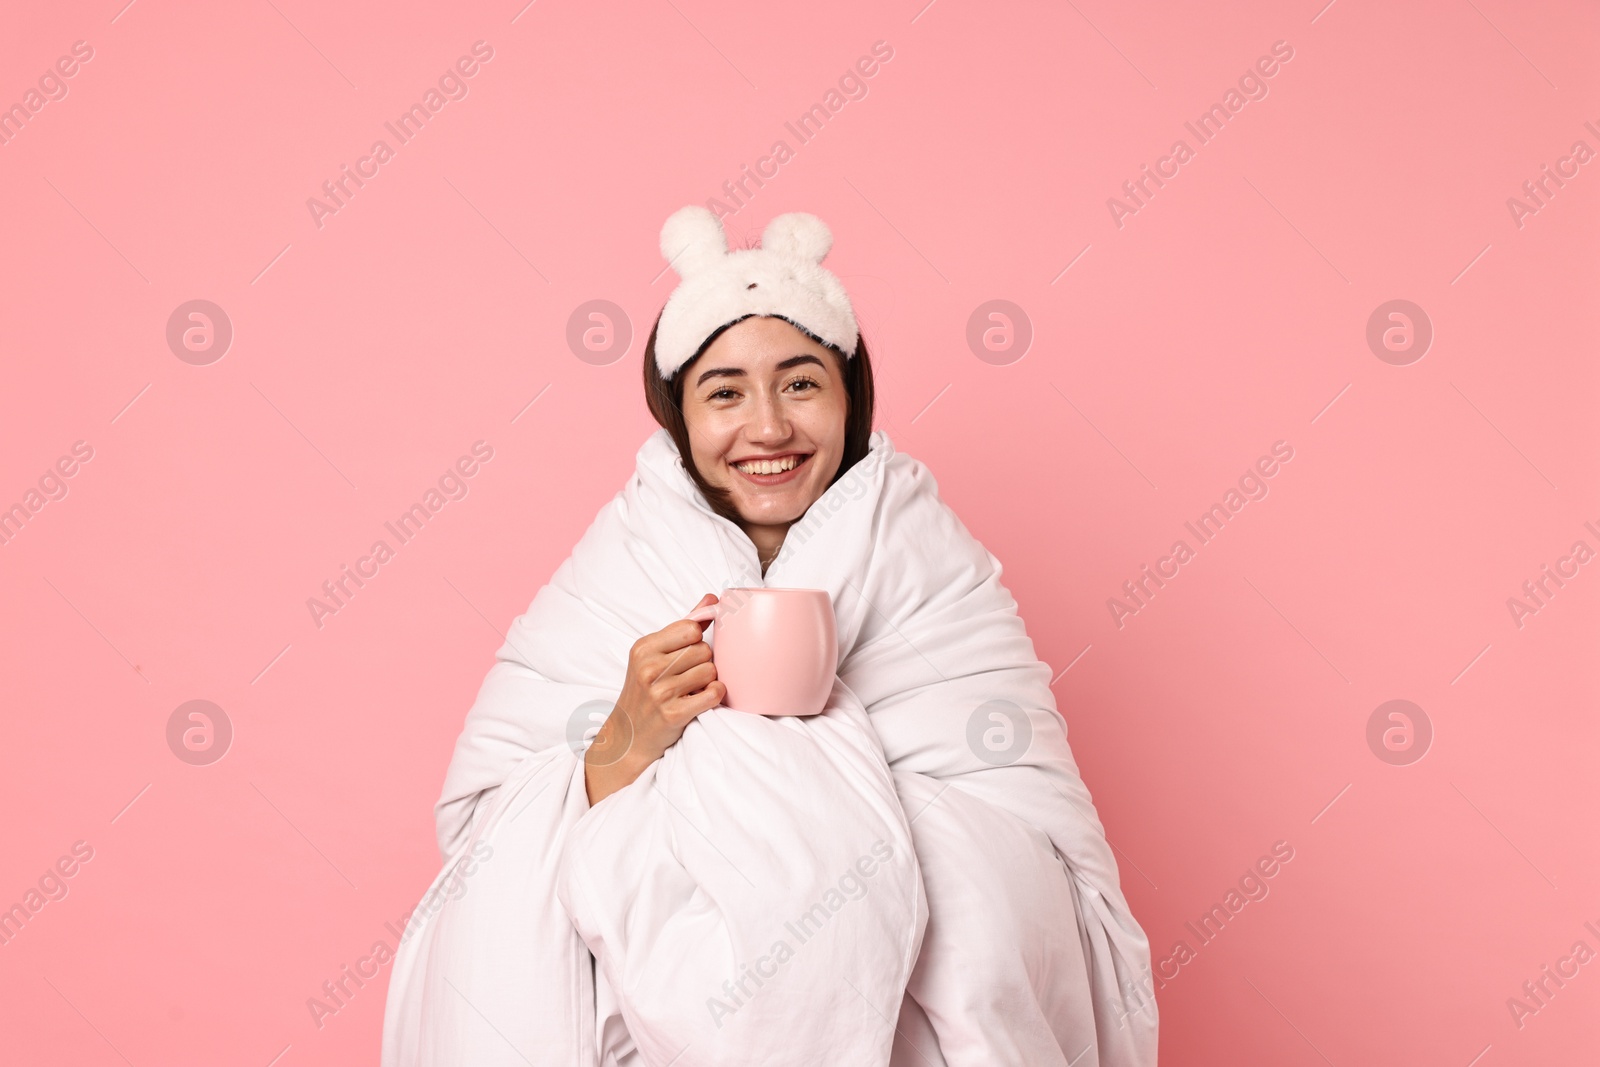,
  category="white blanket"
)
[381,429,1158,1066]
